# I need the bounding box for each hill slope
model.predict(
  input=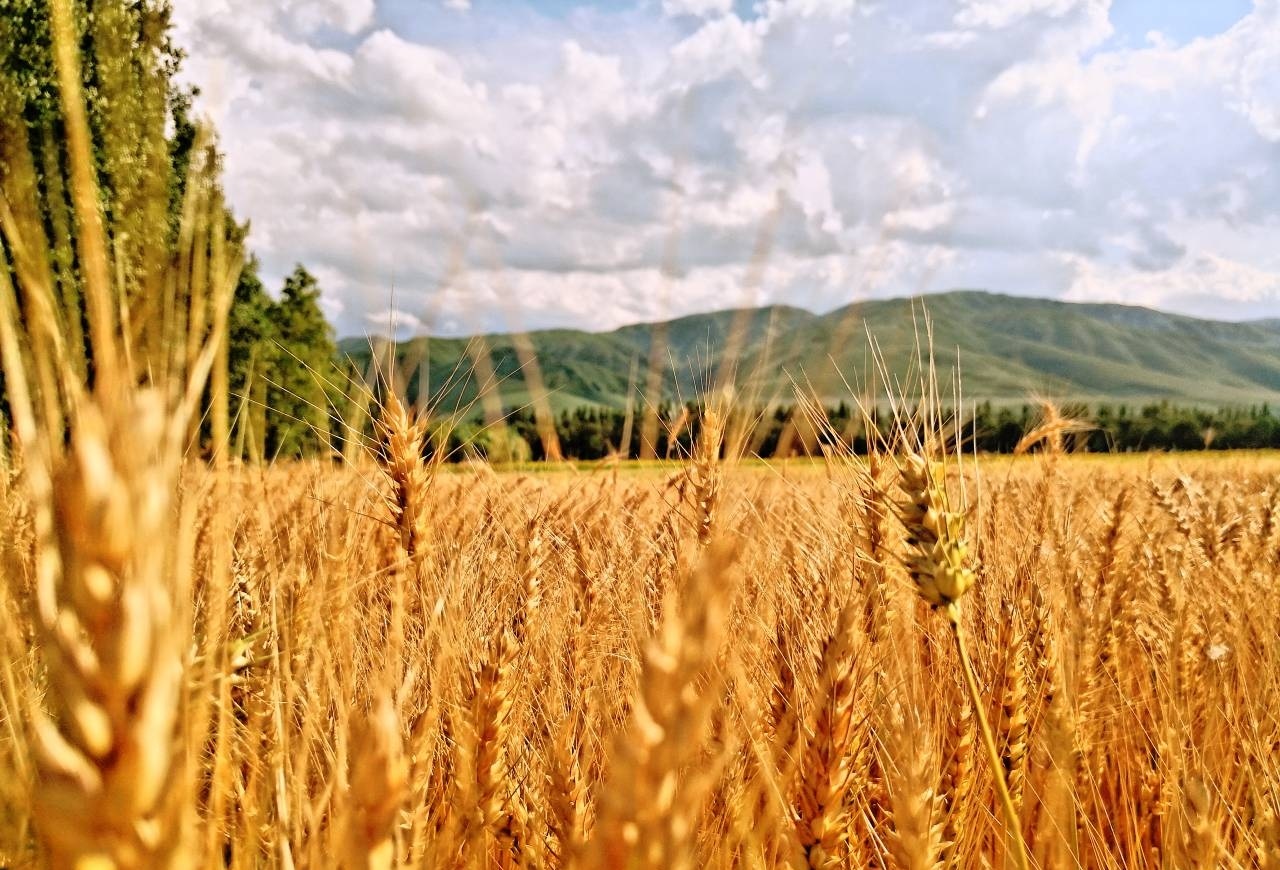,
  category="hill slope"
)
[338,291,1280,412]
